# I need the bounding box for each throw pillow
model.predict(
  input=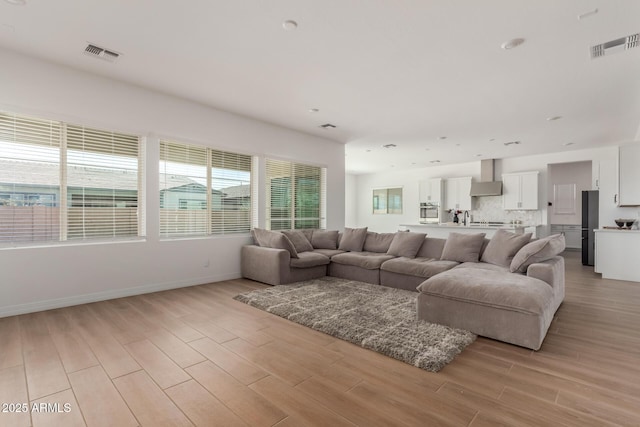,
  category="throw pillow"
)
[440,232,486,263]
[252,228,299,258]
[510,233,565,273]
[310,230,339,249]
[338,227,368,252]
[386,232,427,258]
[281,230,314,253]
[363,231,395,253]
[481,229,532,267]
